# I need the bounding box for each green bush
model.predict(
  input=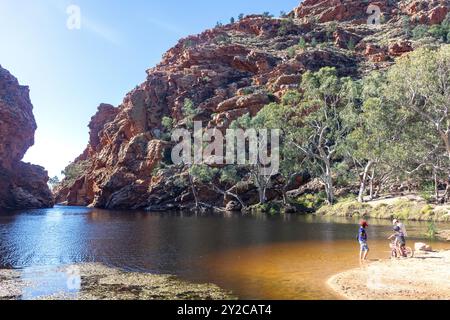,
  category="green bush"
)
[287,46,297,58]
[295,193,326,210]
[426,222,437,239]
[316,198,371,217]
[251,202,282,215]
[298,37,307,49]
[412,25,429,39]
[61,160,90,185]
